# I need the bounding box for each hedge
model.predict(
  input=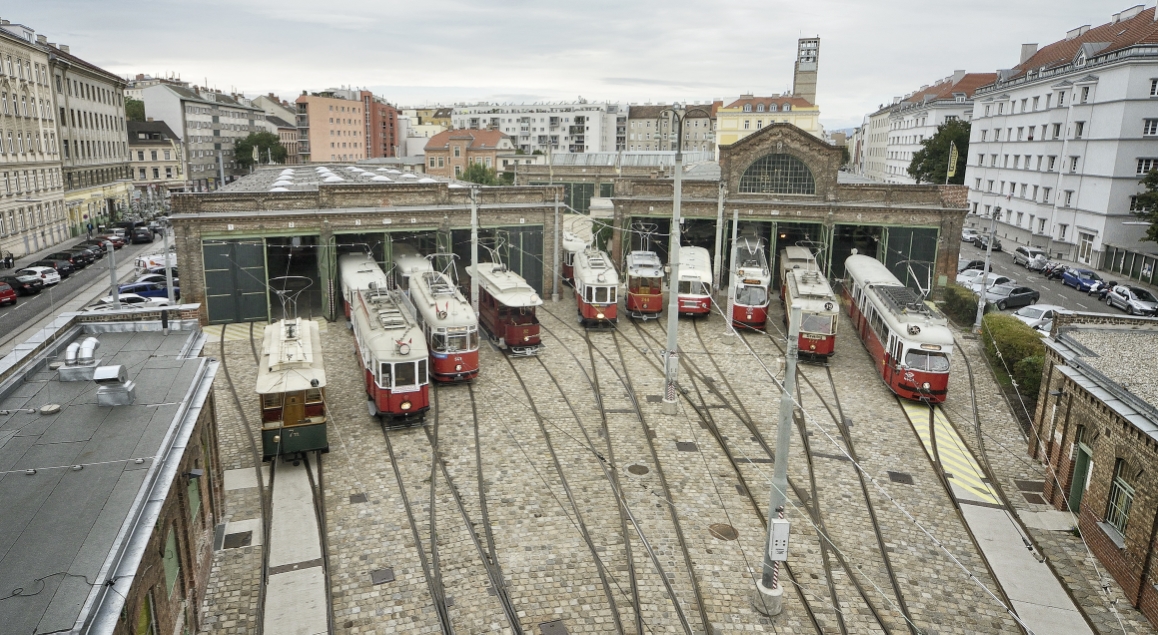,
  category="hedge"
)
[941,284,988,326]
[981,313,1046,397]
